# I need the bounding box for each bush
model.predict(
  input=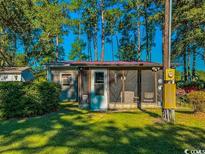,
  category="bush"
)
[0,81,61,119]
[177,80,205,90]
[0,82,24,118]
[176,80,205,92]
[187,91,205,112]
